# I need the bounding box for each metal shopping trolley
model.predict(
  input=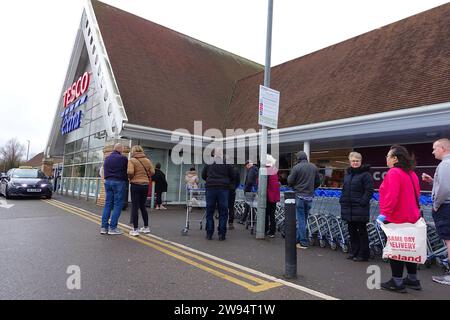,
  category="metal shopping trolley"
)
[425,222,450,271]
[182,187,206,235]
[244,192,258,234]
[234,188,247,222]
